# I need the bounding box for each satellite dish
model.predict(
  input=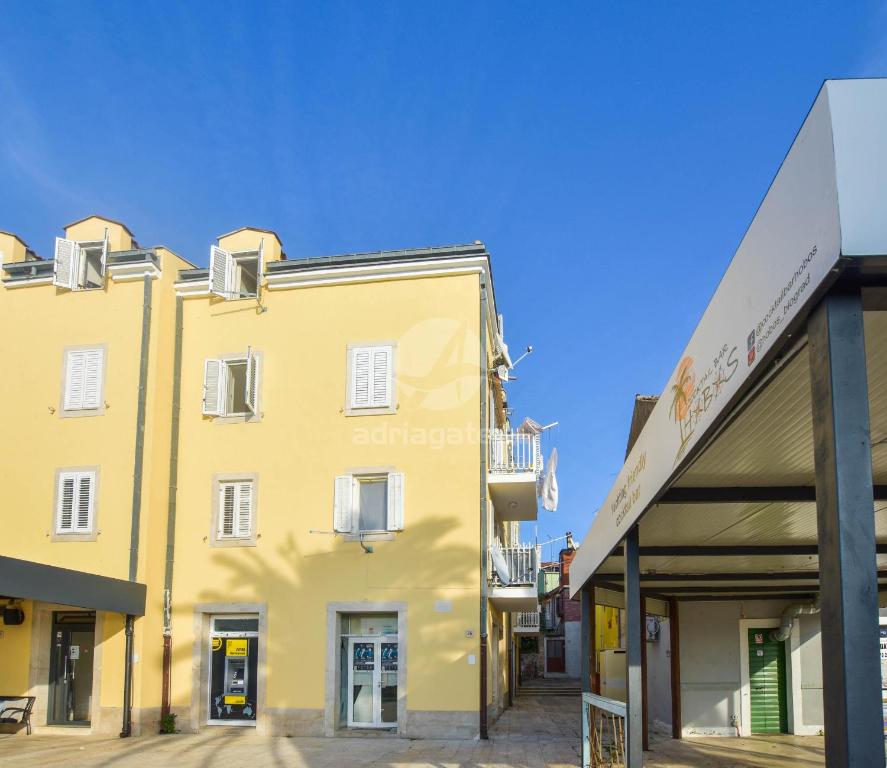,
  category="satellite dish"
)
[497,364,510,382]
